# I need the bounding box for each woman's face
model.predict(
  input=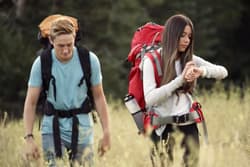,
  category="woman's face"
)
[178,25,192,52]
